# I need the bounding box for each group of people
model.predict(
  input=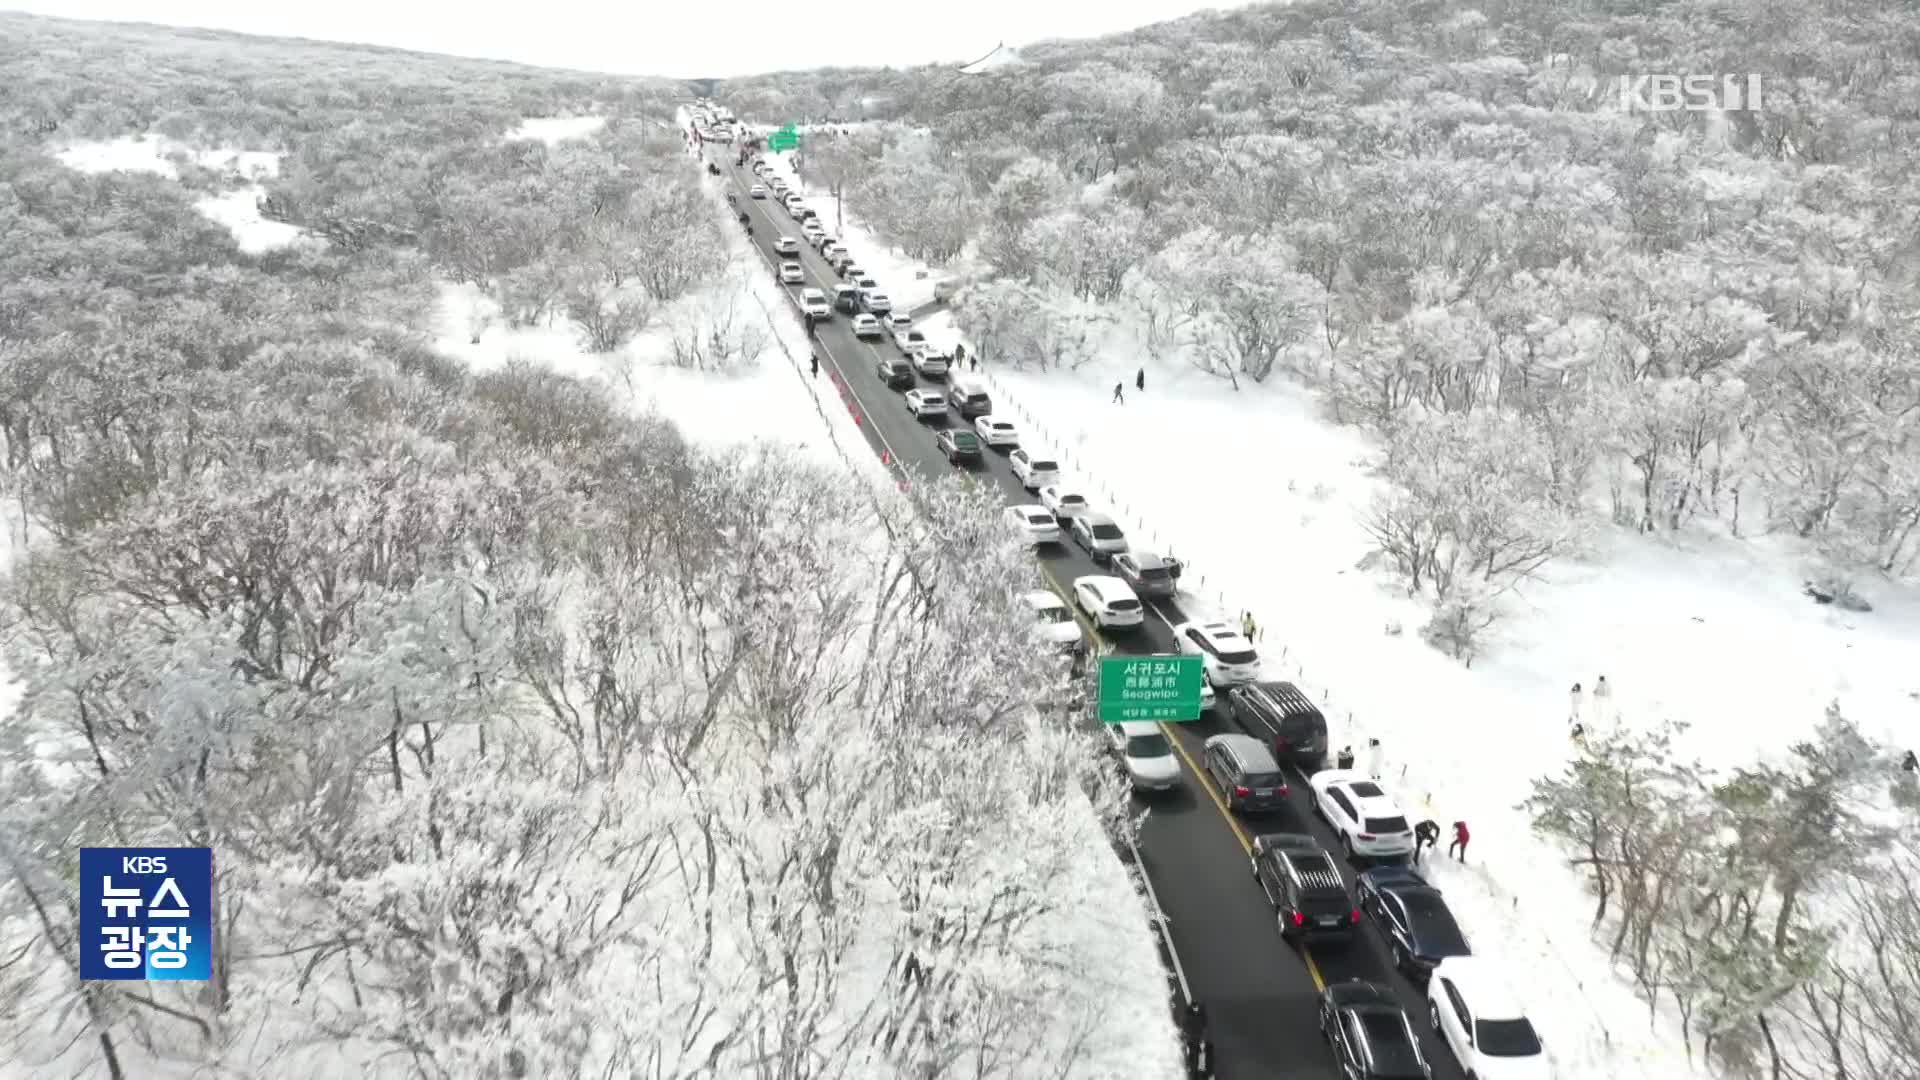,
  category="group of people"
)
[1112,367,1147,403]
[1566,674,1614,744]
[1329,739,1470,861]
